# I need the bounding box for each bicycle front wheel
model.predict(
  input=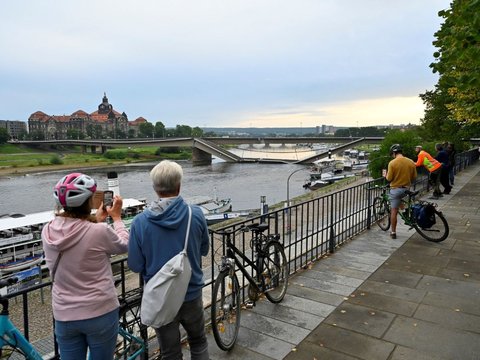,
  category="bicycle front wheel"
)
[373,197,391,231]
[414,209,449,242]
[261,241,288,303]
[116,295,147,360]
[211,270,241,351]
